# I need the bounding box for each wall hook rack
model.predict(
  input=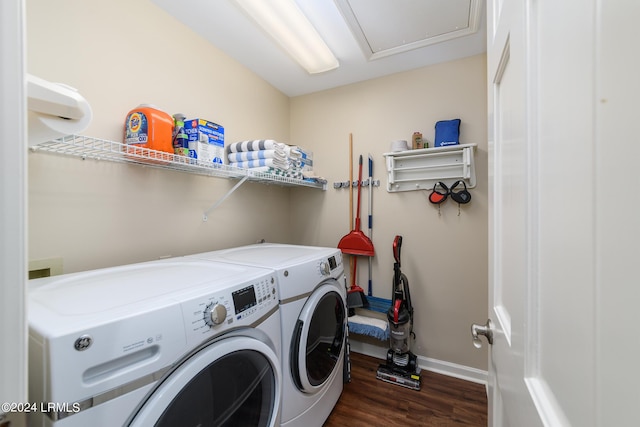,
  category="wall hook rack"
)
[333,179,380,189]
